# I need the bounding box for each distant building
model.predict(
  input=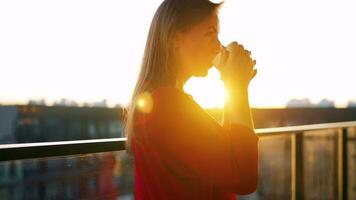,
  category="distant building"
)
[28,99,47,106]
[94,99,108,107]
[0,105,125,143]
[0,106,17,143]
[286,98,335,108]
[316,99,335,108]
[286,98,313,108]
[0,105,129,200]
[53,98,79,107]
[347,100,356,108]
